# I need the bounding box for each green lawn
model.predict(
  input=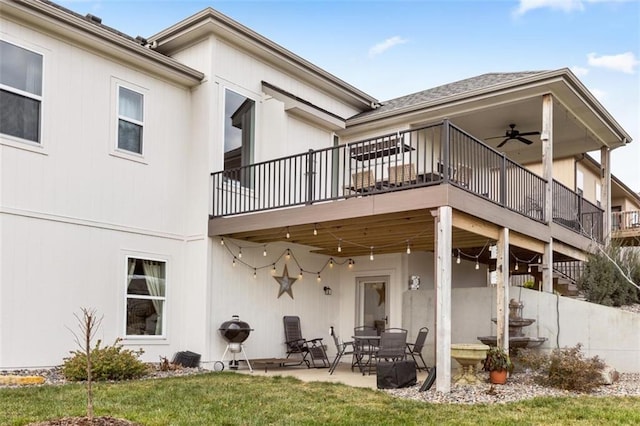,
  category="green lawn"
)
[1,372,639,425]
